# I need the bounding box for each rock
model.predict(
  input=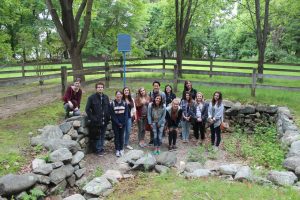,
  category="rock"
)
[117,162,131,173]
[83,177,112,196]
[73,120,81,128]
[52,161,64,169]
[66,174,76,187]
[219,164,241,175]
[50,180,67,194]
[65,116,83,122]
[132,153,156,171]
[155,165,169,174]
[283,156,300,171]
[35,174,51,185]
[75,168,86,179]
[287,141,300,157]
[102,170,123,184]
[239,105,255,114]
[184,162,204,173]
[50,148,73,163]
[219,175,234,181]
[225,107,239,116]
[256,105,278,114]
[234,166,252,181]
[49,165,75,185]
[74,165,80,171]
[33,184,48,194]
[79,160,86,169]
[78,127,89,135]
[59,122,73,134]
[295,166,300,176]
[252,176,273,186]
[185,169,211,178]
[63,194,86,200]
[67,128,79,140]
[43,139,81,154]
[33,163,53,175]
[278,107,292,118]
[267,171,297,186]
[223,100,235,108]
[71,151,85,165]
[32,158,46,170]
[75,176,88,188]
[0,174,37,196]
[117,150,144,164]
[62,134,72,140]
[156,151,177,167]
[281,131,300,146]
